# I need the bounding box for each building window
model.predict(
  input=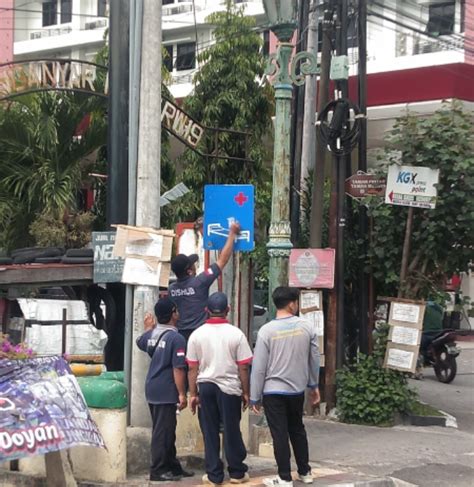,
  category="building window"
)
[427,2,455,36]
[60,0,72,23]
[42,0,58,27]
[460,0,465,33]
[164,45,173,72]
[98,0,108,17]
[162,0,174,5]
[176,42,196,71]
